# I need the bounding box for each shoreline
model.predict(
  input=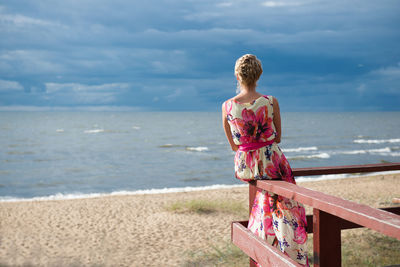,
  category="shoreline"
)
[2,170,400,203]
